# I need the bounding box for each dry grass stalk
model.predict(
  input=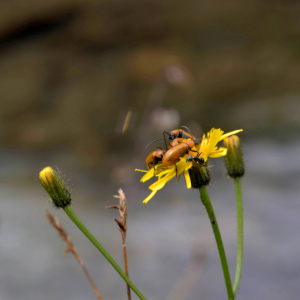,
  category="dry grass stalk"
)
[106,188,131,300]
[122,110,132,134]
[46,211,103,300]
